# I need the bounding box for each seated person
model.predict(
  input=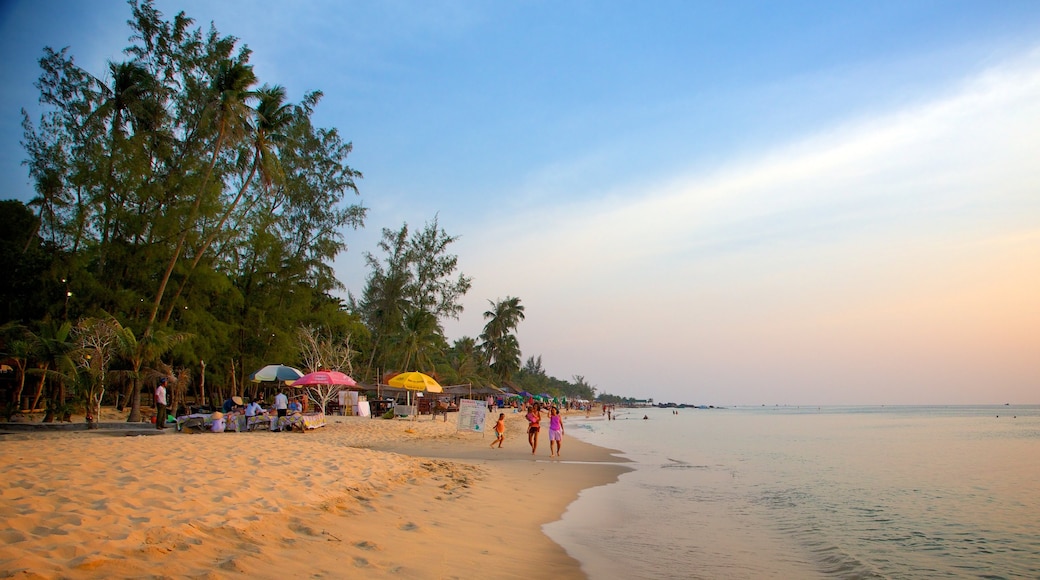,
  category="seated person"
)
[210,411,226,433]
[288,397,303,413]
[245,399,264,417]
[222,396,244,413]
